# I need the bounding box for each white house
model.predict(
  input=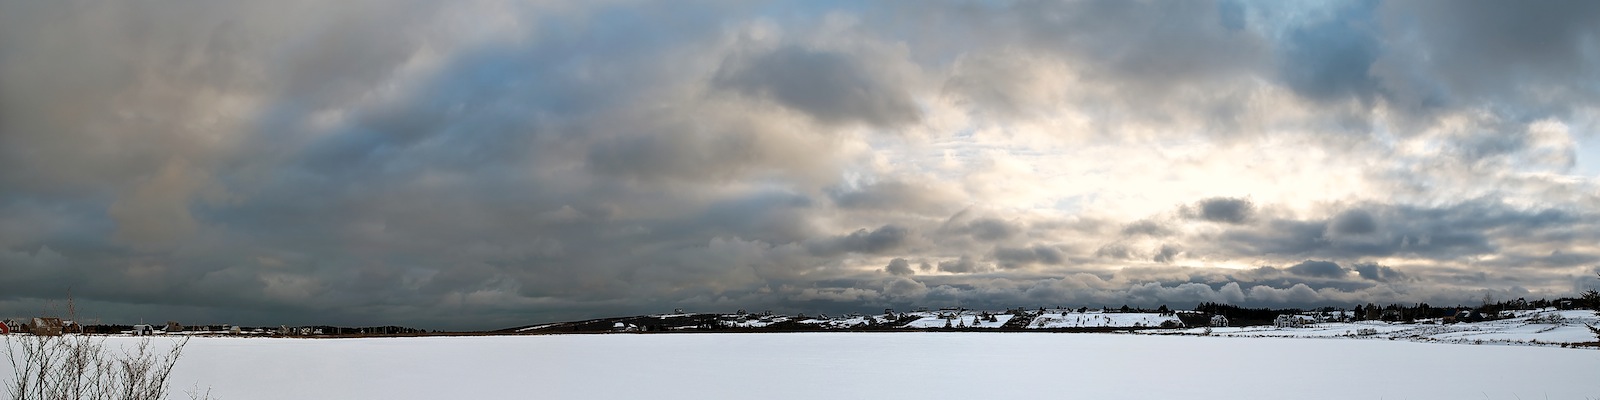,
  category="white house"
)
[1209,314,1229,327]
[1273,314,1307,328]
